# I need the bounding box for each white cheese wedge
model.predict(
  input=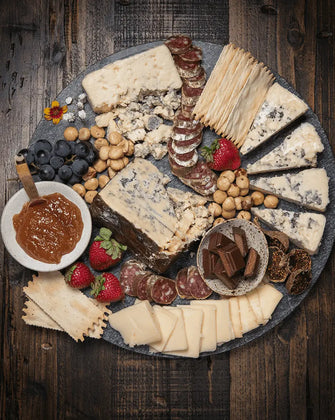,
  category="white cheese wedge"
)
[229,297,243,338]
[246,123,324,174]
[82,45,182,113]
[249,168,329,212]
[189,302,217,353]
[246,288,265,325]
[163,307,188,352]
[241,83,308,155]
[108,300,161,347]
[257,284,283,322]
[251,207,326,254]
[238,295,259,334]
[149,306,178,353]
[165,307,203,358]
